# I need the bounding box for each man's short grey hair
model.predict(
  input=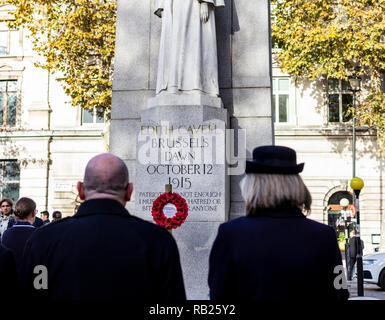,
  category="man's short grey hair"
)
[83,154,129,199]
[240,173,312,216]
